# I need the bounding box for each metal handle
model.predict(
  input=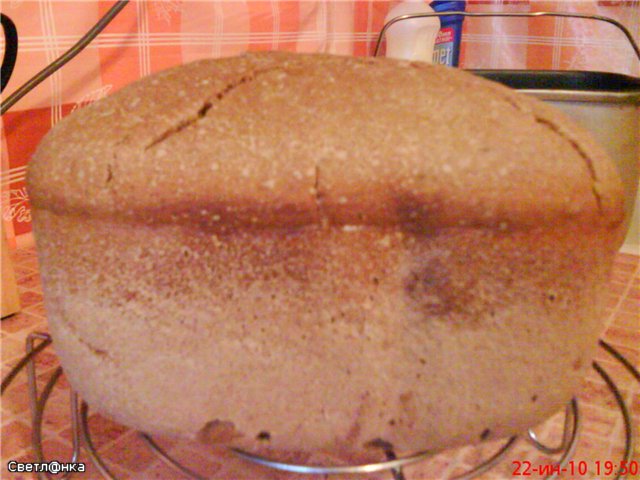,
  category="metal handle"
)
[374,11,640,67]
[1,13,18,93]
[0,0,129,115]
